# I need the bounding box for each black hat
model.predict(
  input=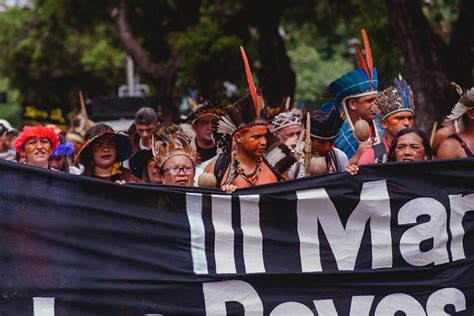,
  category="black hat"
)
[76,123,132,165]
